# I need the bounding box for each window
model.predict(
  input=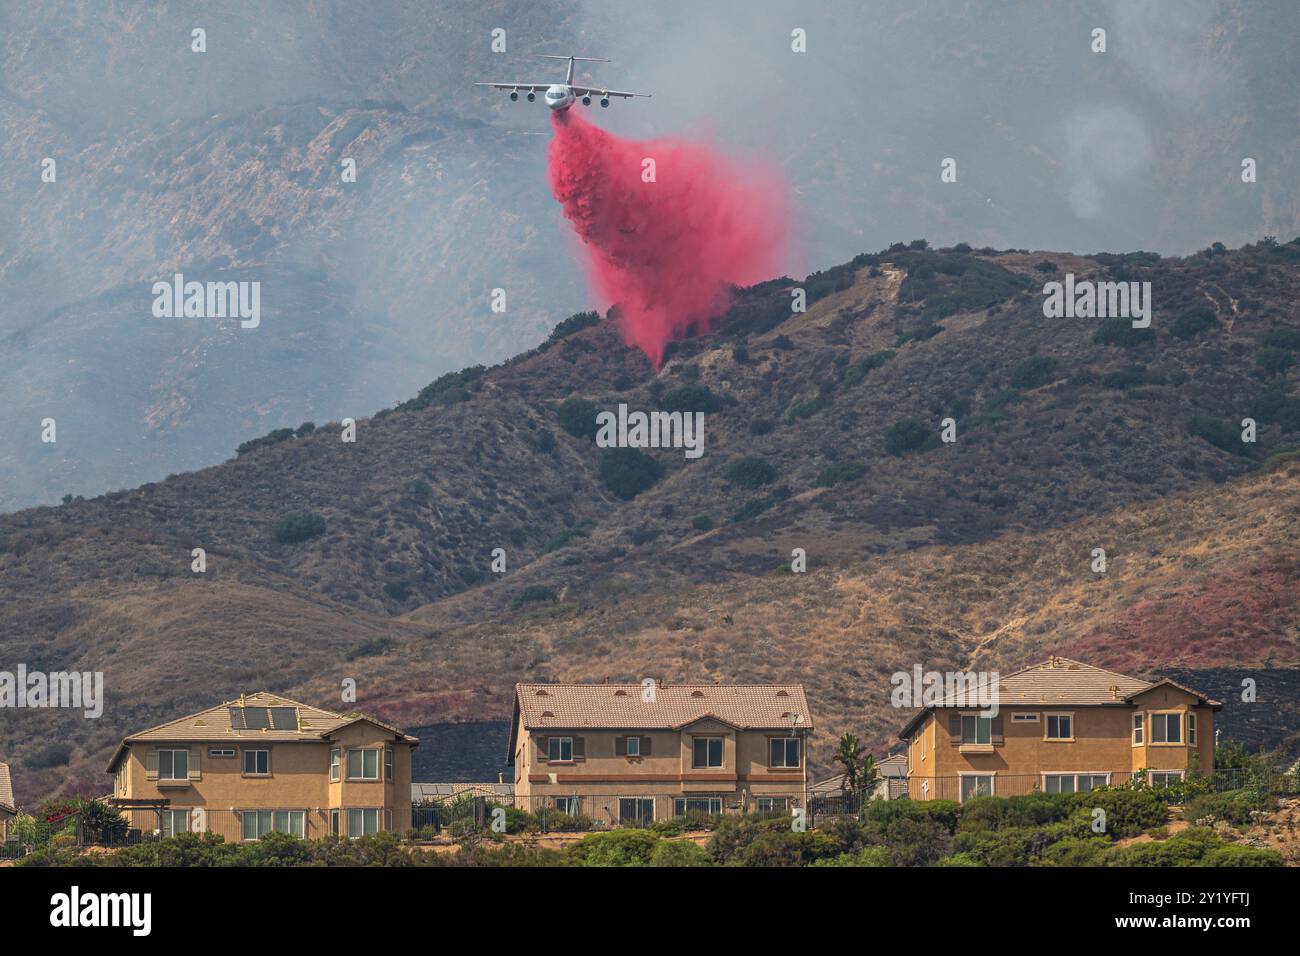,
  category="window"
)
[555,796,580,816]
[769,737,801,768]
[330,810,340,836]
[625,736,641,757]
[347,808,380,837]
[241,809,304,840]
[158,749,189,780]
[1045,714,1073,740]
[618,798,654,824]
[161,809,191,837]
[1011,713,1039,722]
[347,748,379,780]
[1151,713,1182,744]
[384,749,394,782]
[329,748,340,782]
[1132,713,1144,745]
[674,796,721,816]
[547,737,573,762]
[756,797,786,814]
[1044,773,1109,794]
[1188,713,1197,746]
[960,774,994,802]
[692,736,724,768]
[1149,770,1185,788]
[960,715,991,745]
[920,733,925,759]
[208,748,235,758]
[243,749,270,775]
